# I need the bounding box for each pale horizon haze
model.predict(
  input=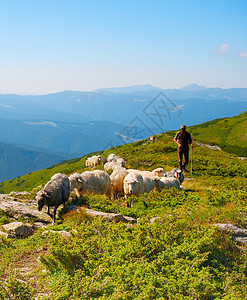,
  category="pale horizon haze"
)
[0,0,247,94]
